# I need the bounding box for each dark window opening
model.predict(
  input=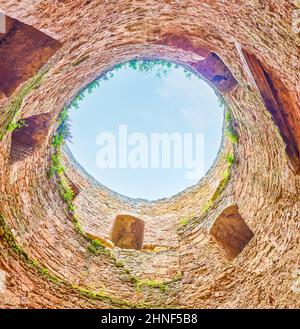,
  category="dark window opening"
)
[242,49,300,173]
[210,205,254,260]
[9,113,52,163]
[0,12,61,97]
[111,214,145,250]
